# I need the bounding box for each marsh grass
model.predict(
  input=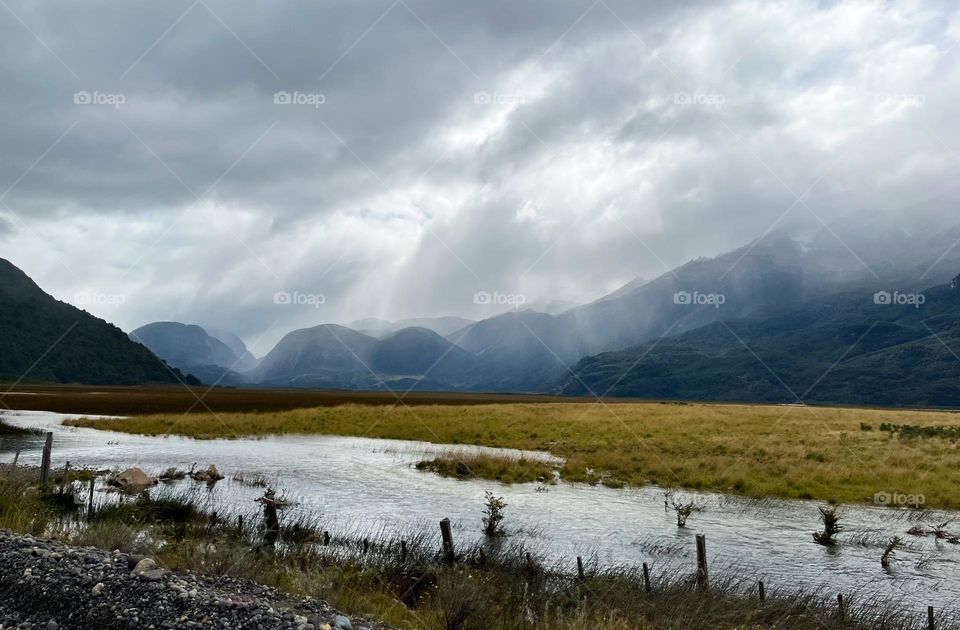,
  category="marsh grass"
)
[0,467,939,630]
[67,401,960,508]
[0,418,41,436]
[416,453,556,484]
